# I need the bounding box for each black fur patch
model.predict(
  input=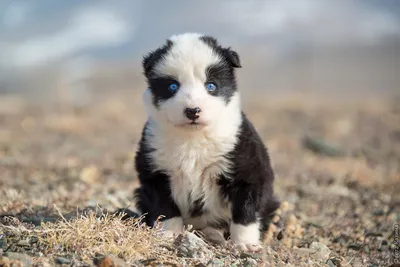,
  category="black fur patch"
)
[142,34,241,107]
[134,123,181,226]
[134,113,279,232]
[189,197,206,217]
[147,76,179,107]
[134,35,279,238]
[205,63,238,104]
[200,35,241,68]
[217,113,280,229]
[142,40,173,77]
